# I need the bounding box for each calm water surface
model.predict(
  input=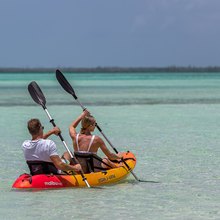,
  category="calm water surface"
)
[0,72,219,220]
